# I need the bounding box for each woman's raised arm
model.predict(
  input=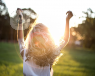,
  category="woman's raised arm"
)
[17,8,25,58]
[16,8,24,40]
[60,11,73,49]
